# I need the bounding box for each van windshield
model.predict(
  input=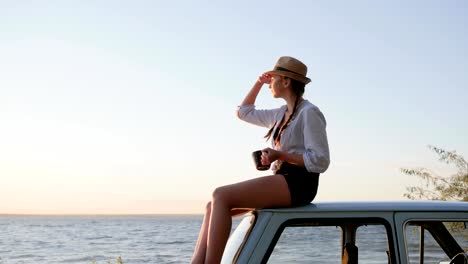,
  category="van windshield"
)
[221,215,255,264]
